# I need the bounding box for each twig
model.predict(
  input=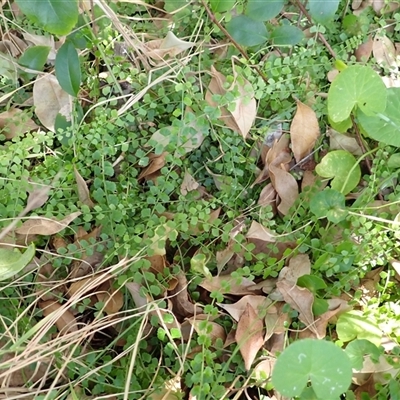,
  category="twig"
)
[292,0,337,58]
[201,0,270,84]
